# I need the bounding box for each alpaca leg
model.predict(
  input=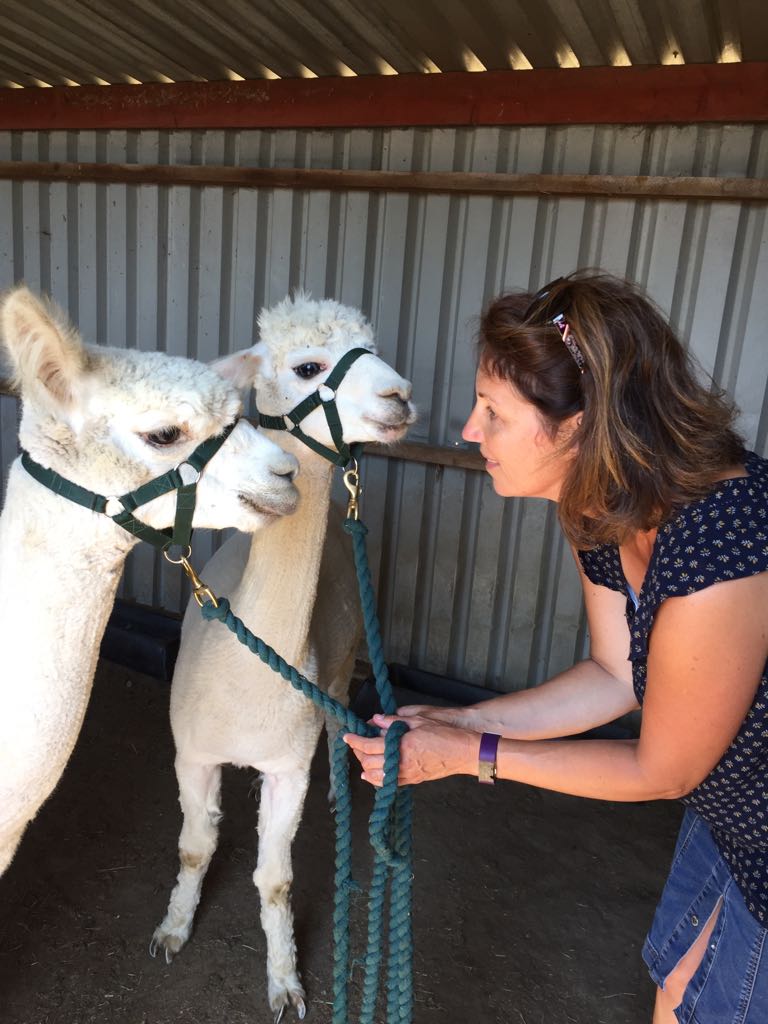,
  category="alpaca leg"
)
[253,769,311,1022]
[150,759,222,962]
